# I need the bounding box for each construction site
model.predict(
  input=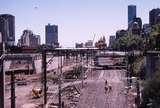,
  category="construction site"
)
[1,49,137,108]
